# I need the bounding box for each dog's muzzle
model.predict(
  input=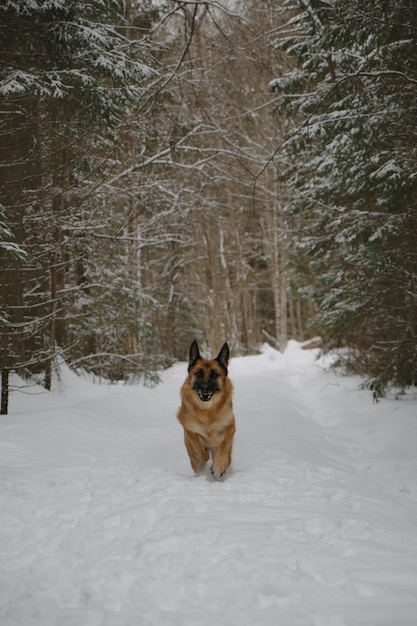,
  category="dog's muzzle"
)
[198,390,214,402]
